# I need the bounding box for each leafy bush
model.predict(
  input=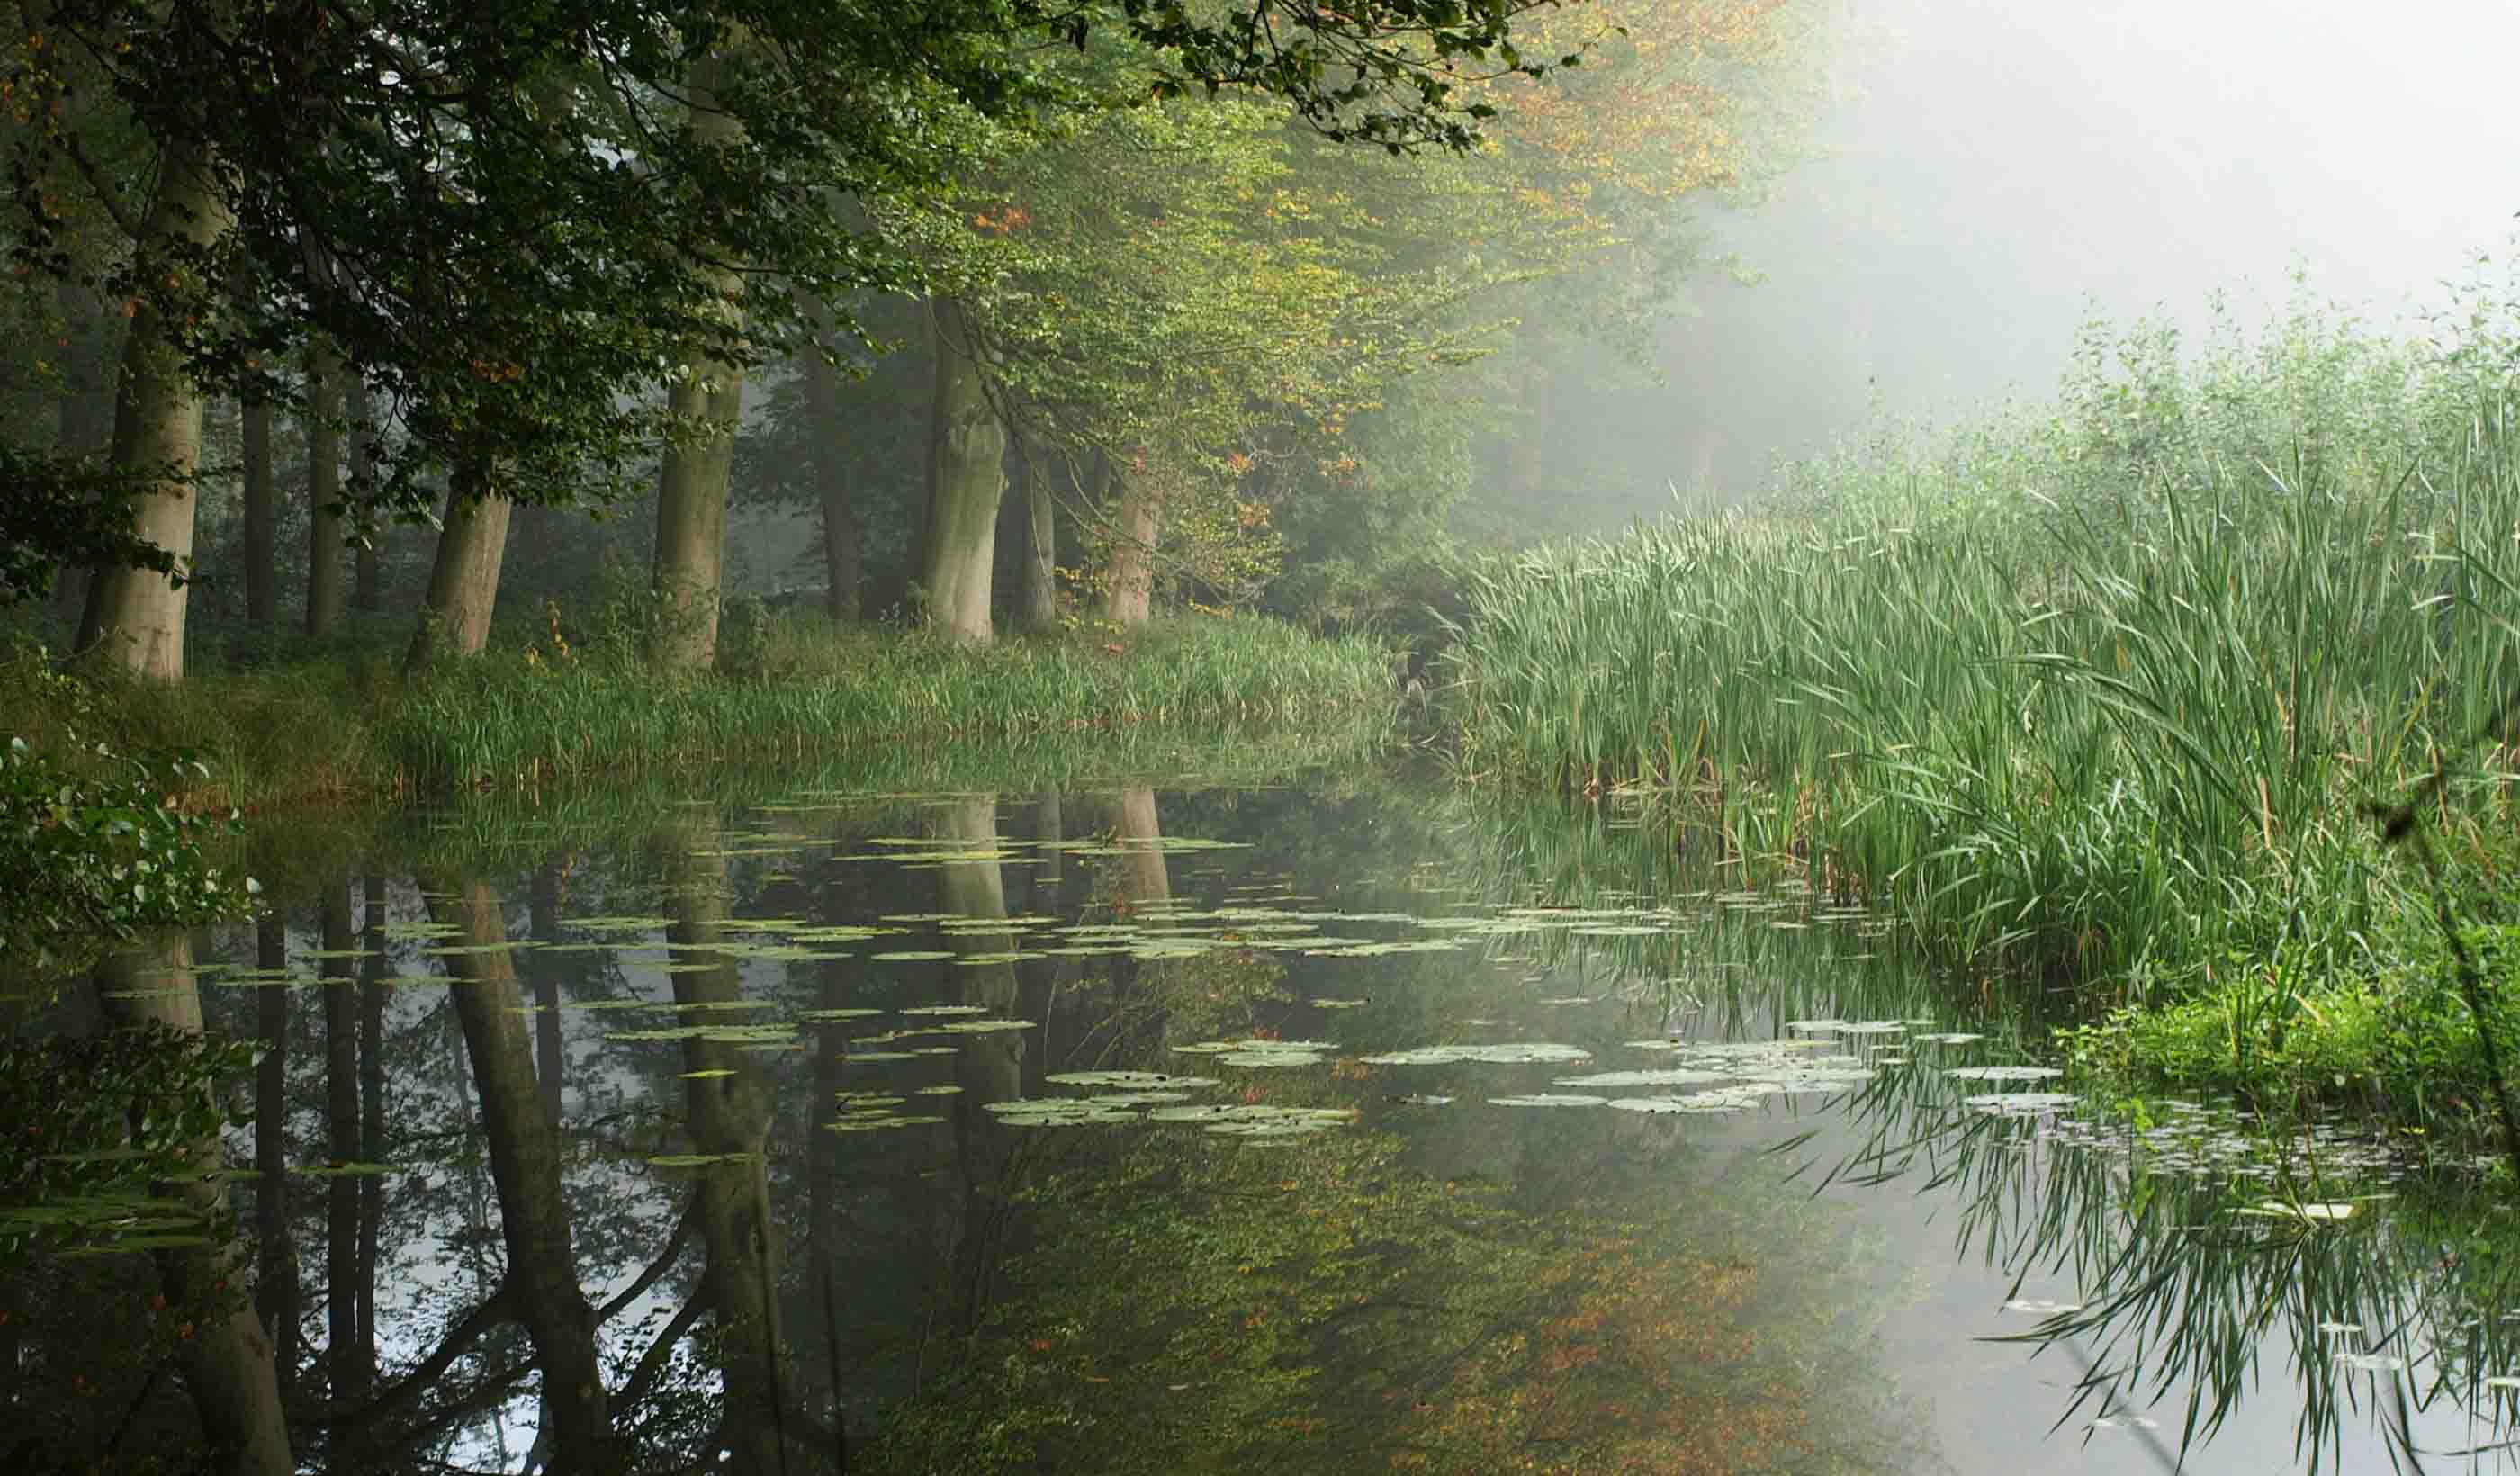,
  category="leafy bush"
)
[1,657,258,985]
